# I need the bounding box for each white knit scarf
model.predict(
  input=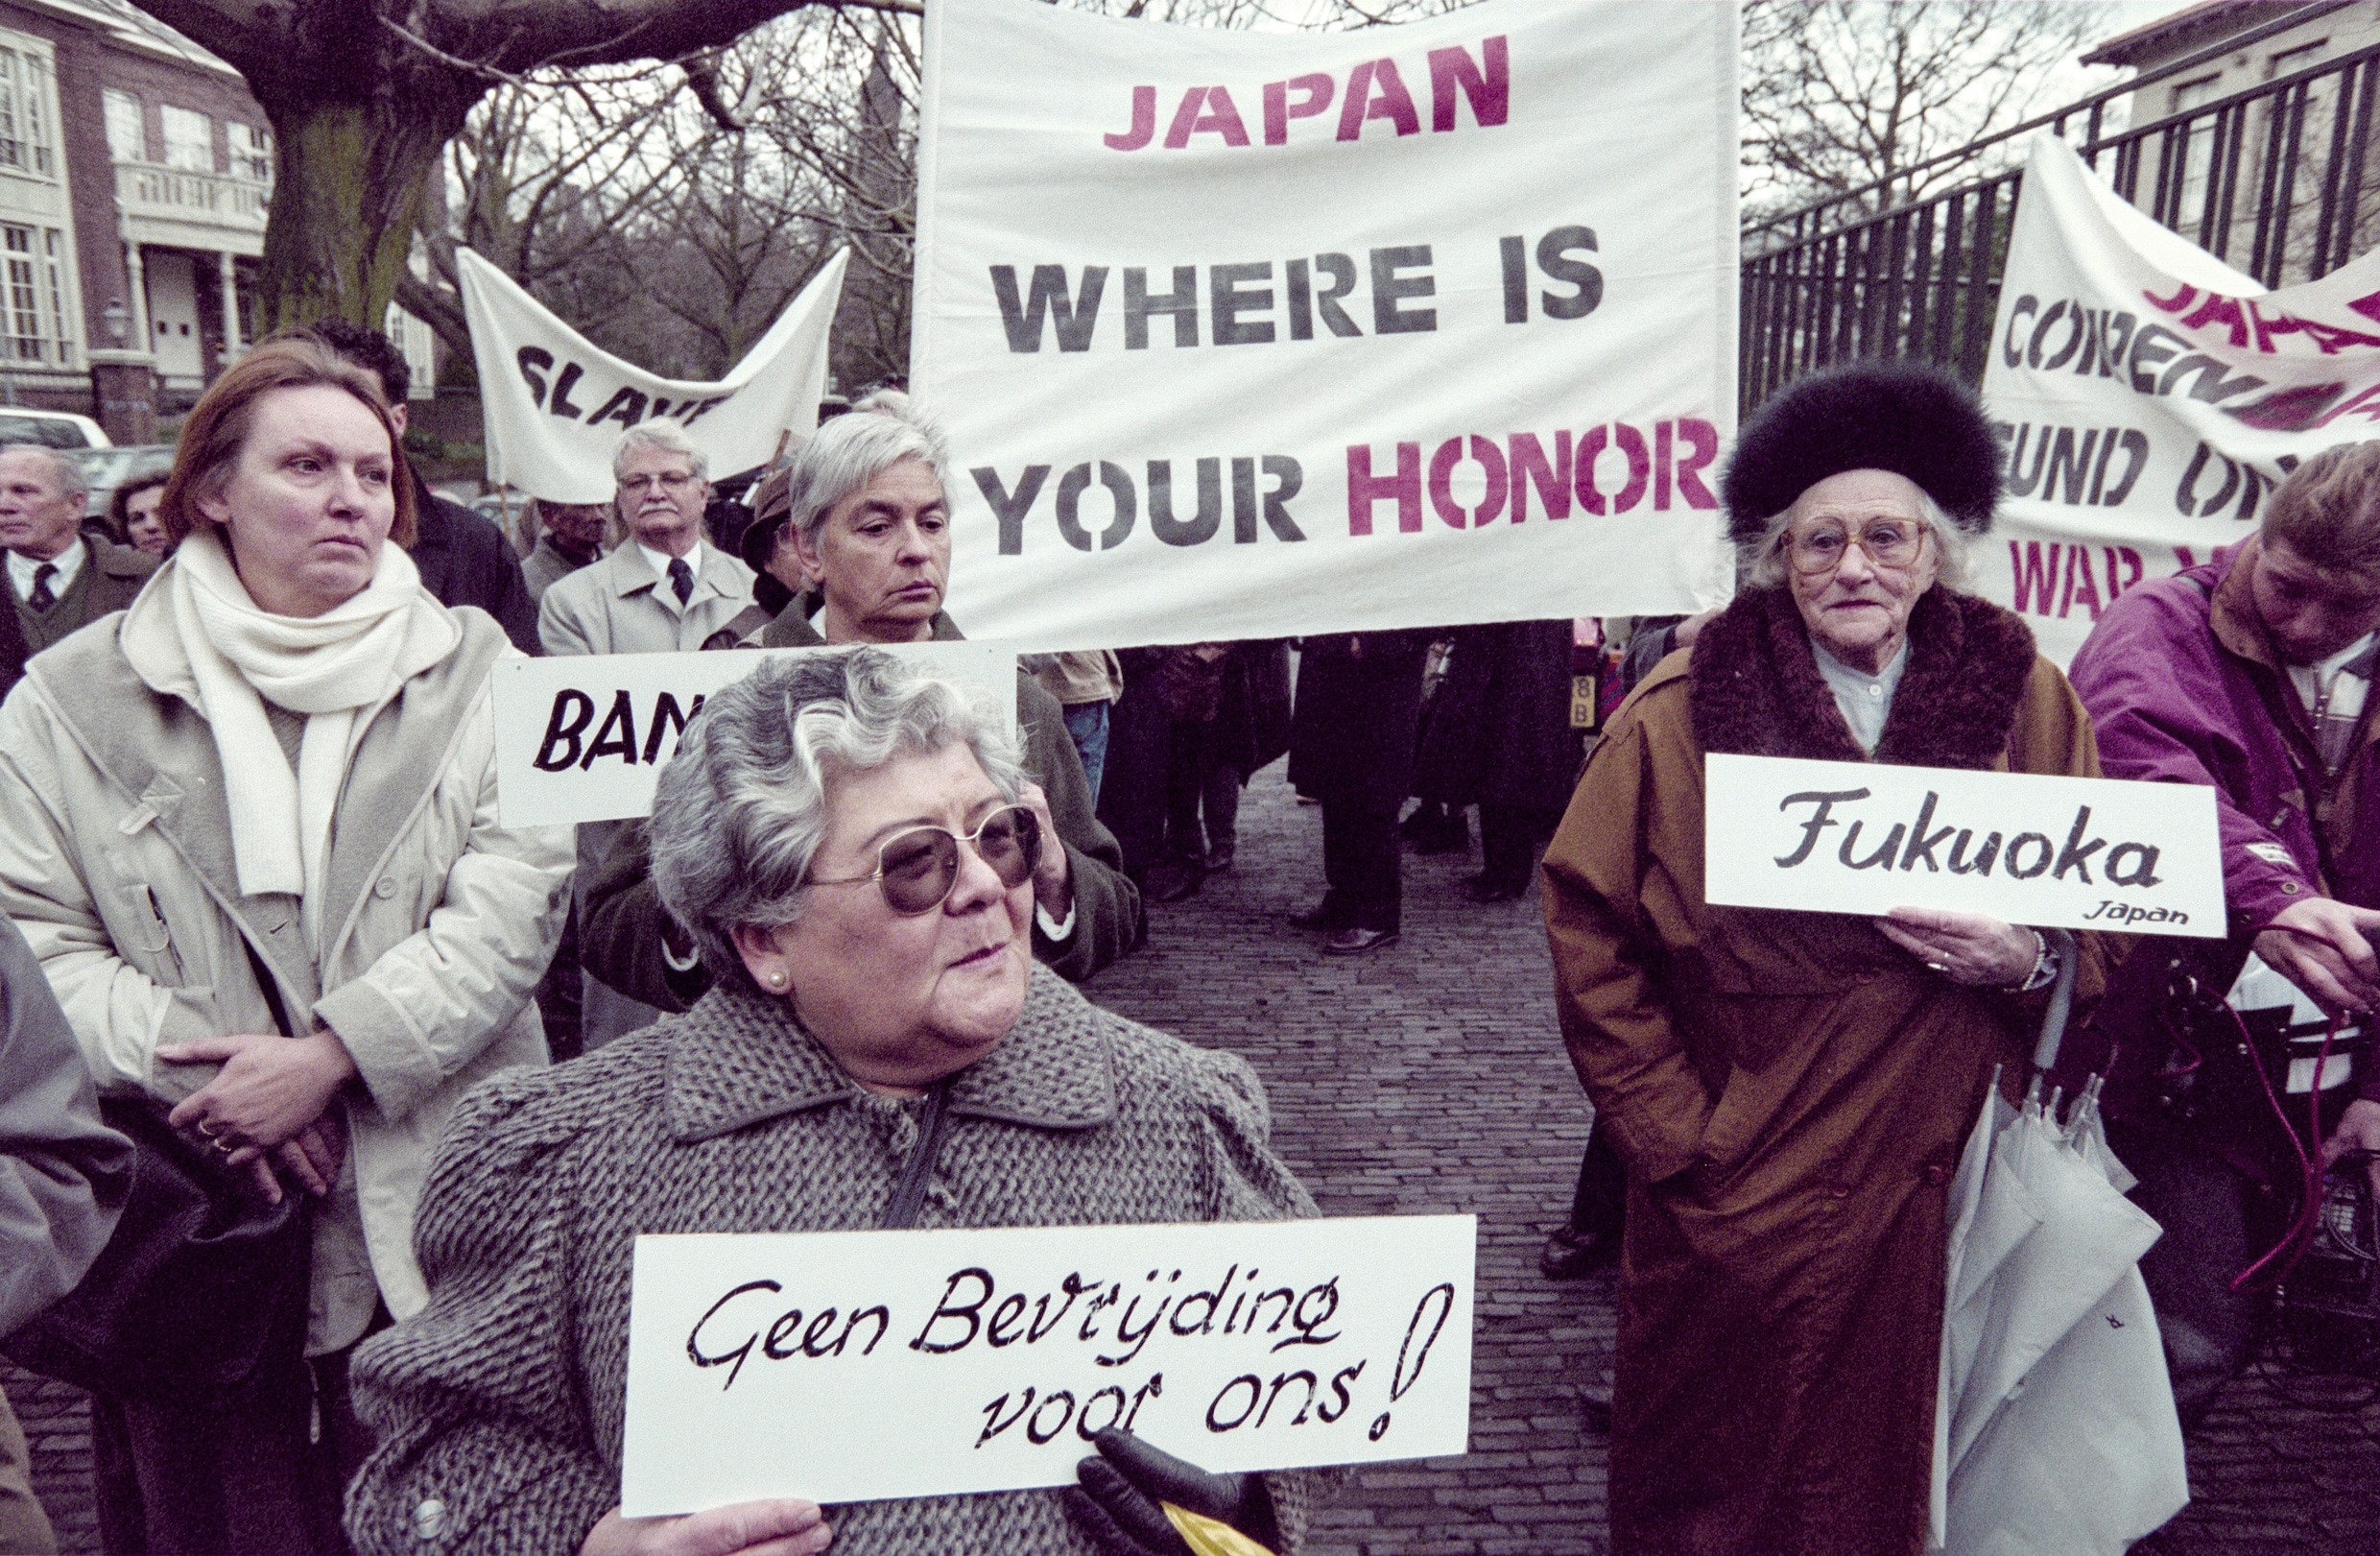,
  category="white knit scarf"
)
[169,529,454,917]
